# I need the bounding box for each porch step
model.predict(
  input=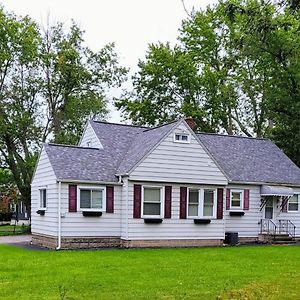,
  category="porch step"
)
[273,234,292,241]
[272,240,296,245]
